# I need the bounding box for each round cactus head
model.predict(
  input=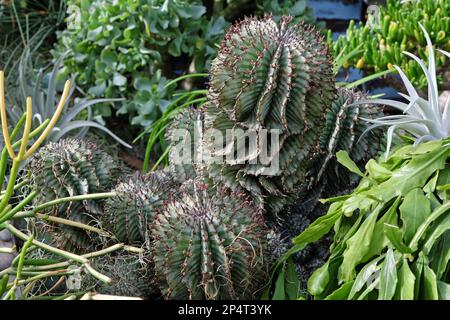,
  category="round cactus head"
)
[30,138,120,253]
[209,14,335,133]
[151,180,268,300]
[103,170,177,246]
